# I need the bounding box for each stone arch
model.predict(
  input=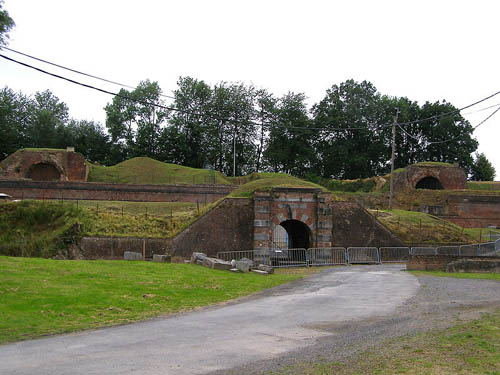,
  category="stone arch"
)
[26,162,62,181]
[415,176,443,190]
[273,219,312,249]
